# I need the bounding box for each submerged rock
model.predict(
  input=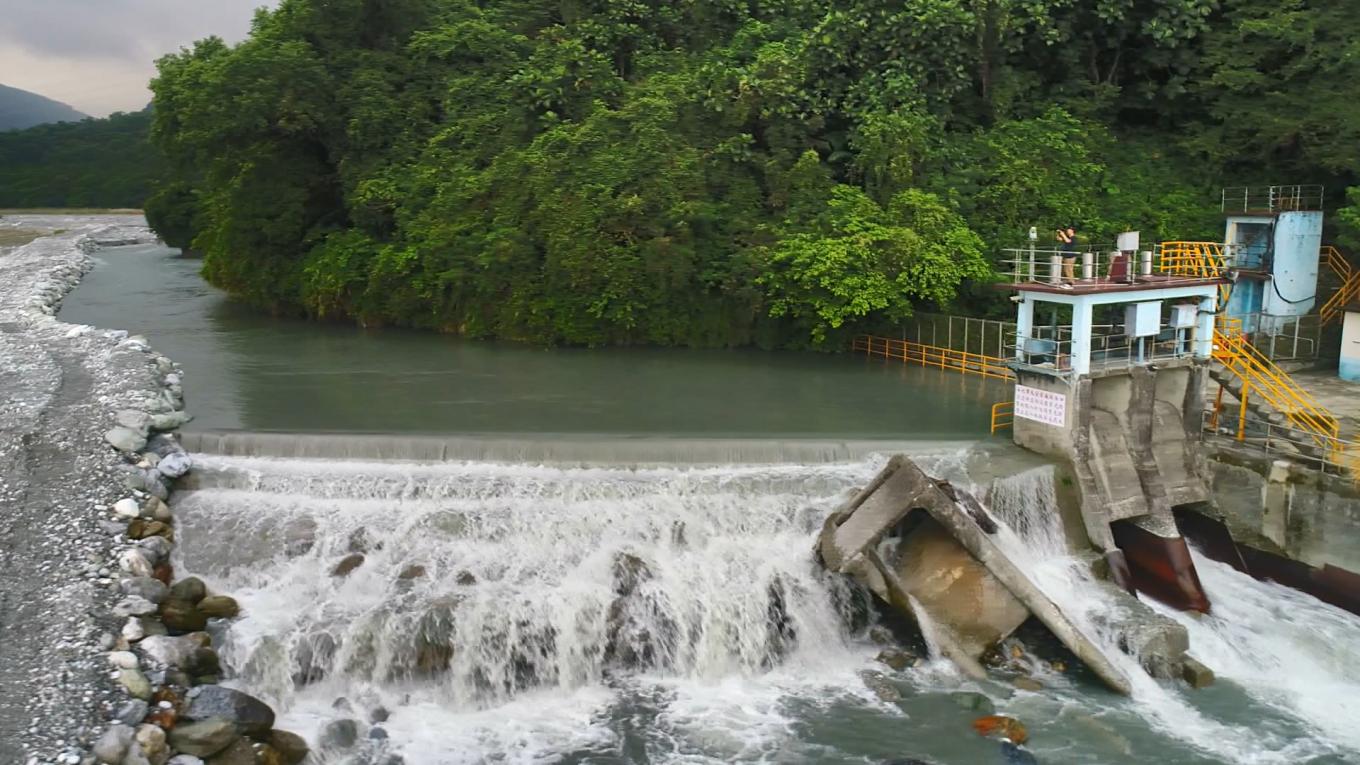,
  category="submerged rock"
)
[293,631,338,686]
[320,719,359,751]
[950,691,995,716]
[875,648,917,671]
[1000,741,1039,764]
[972,715,1029,745]
[332,553,366,577]
[198,595,240,619]
[265,730,309,765]
[858,670,903,702]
